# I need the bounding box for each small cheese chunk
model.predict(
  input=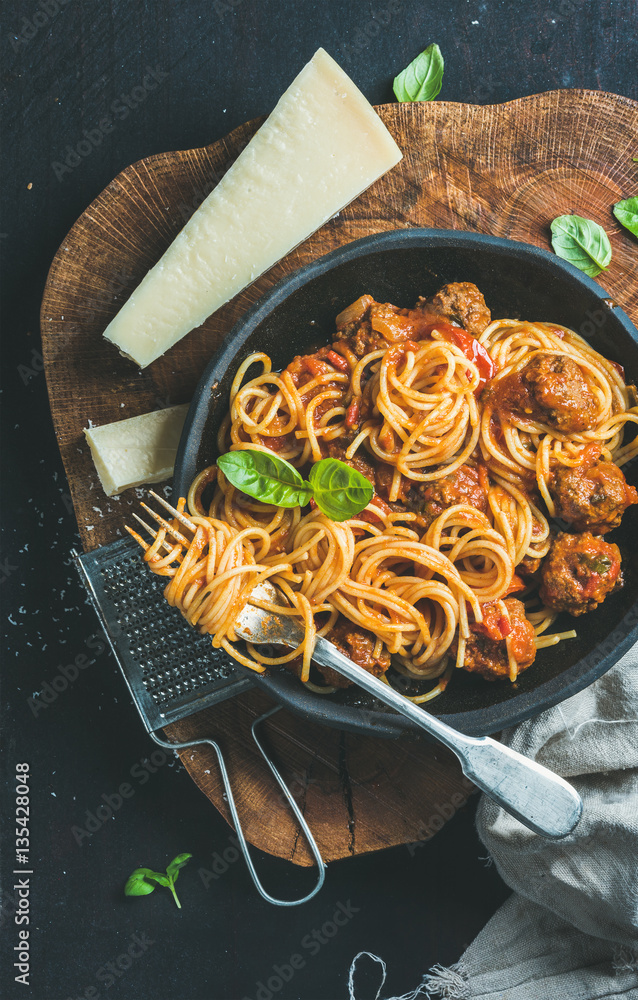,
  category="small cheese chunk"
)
[84,404,189,496]
[103,48,402,368]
